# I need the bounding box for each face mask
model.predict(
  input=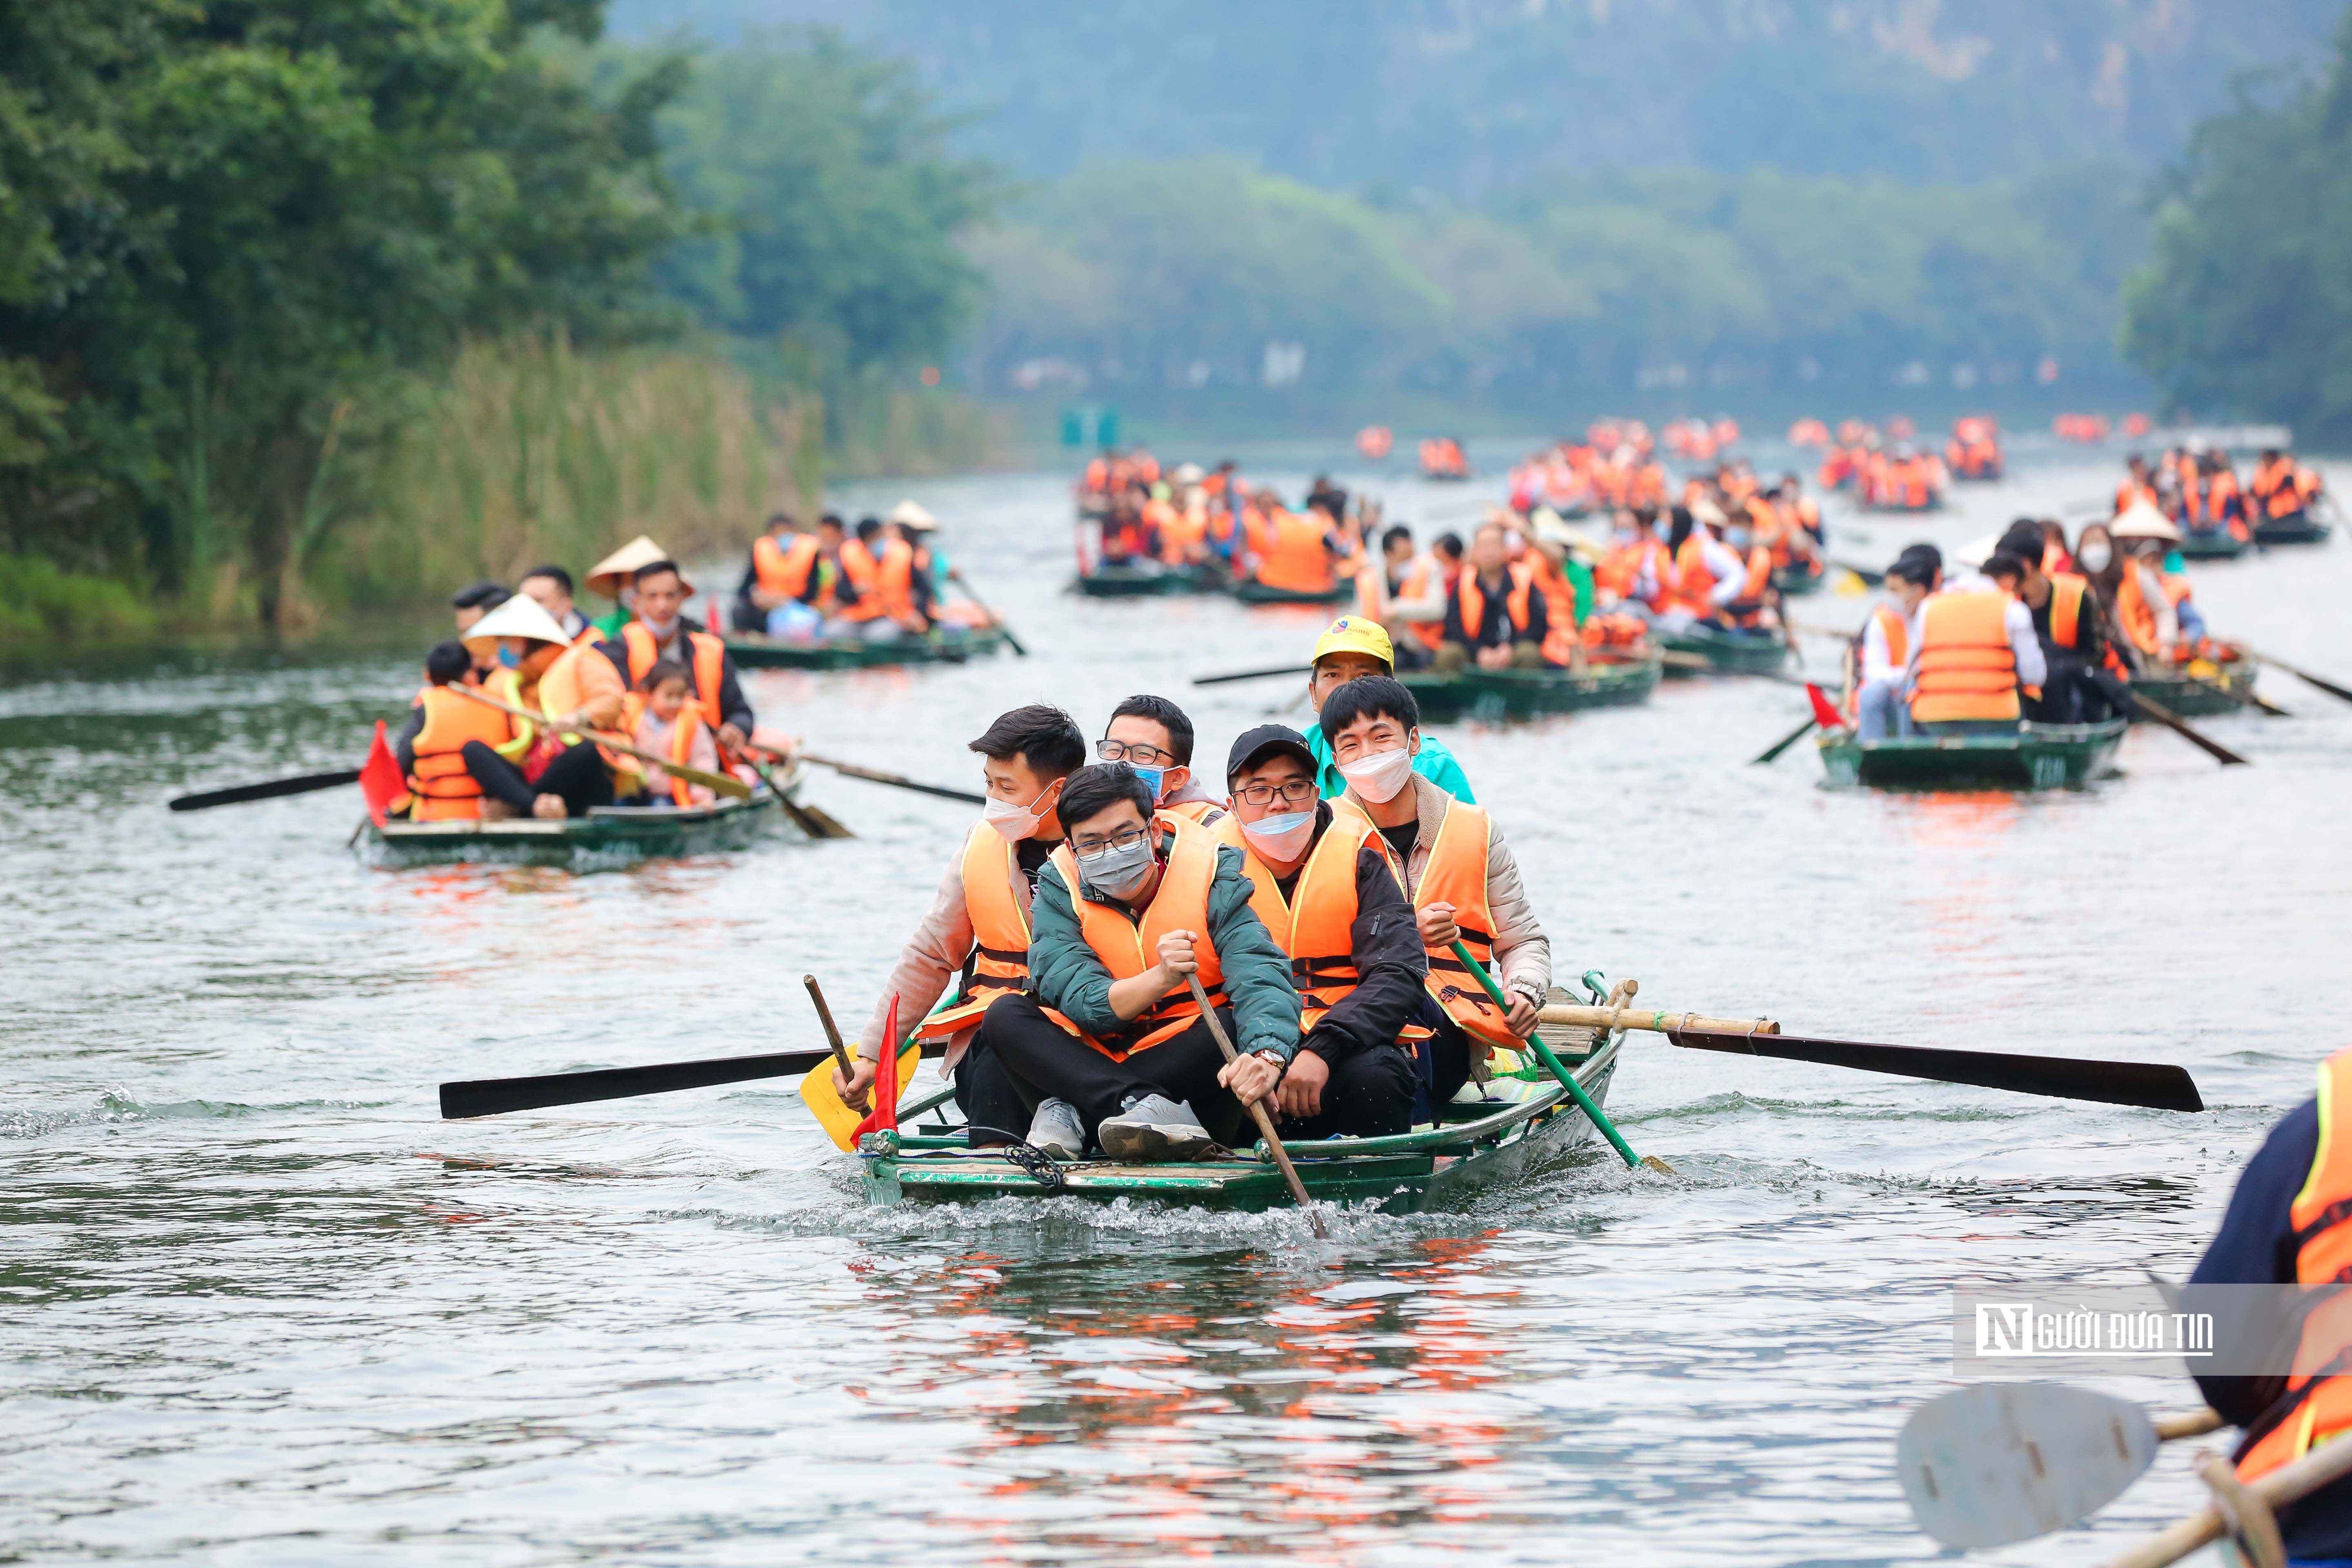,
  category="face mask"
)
[1075,837,1157,900]
[1727,527,1753,551]
[1128,763,1167,802]
[640,614,679,640]
[1240,810,1316,862]
[1338,746,1414,803]
[982,784,1052,842]
[2078,542,2112,572]
[497,645,522,669]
